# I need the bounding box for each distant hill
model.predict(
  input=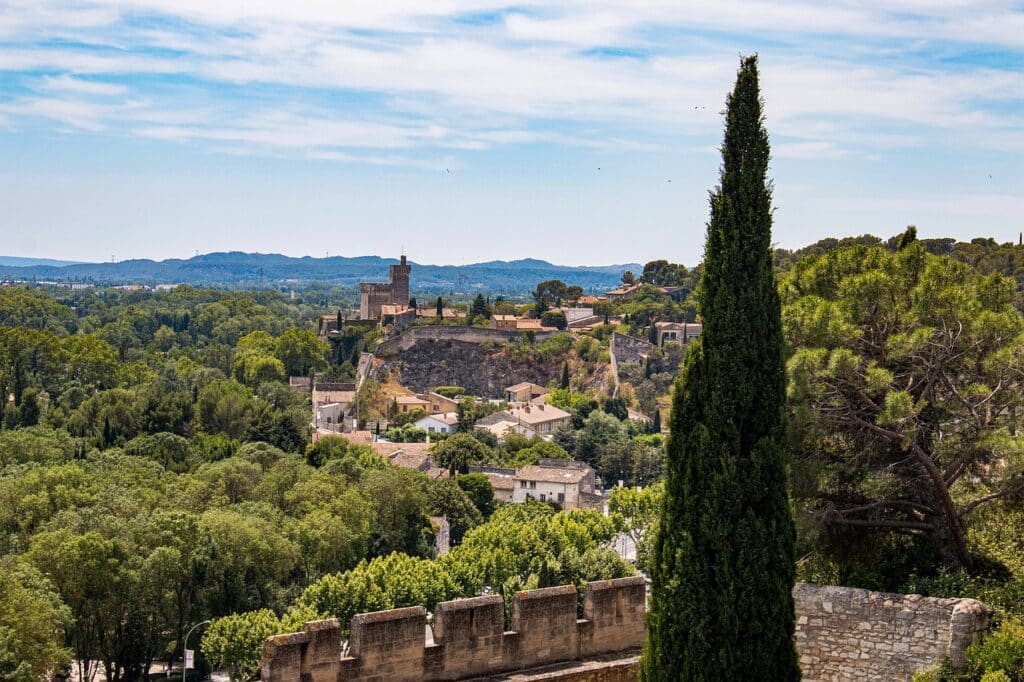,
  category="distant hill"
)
[0,256,86,267]
[0,252,640,293]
